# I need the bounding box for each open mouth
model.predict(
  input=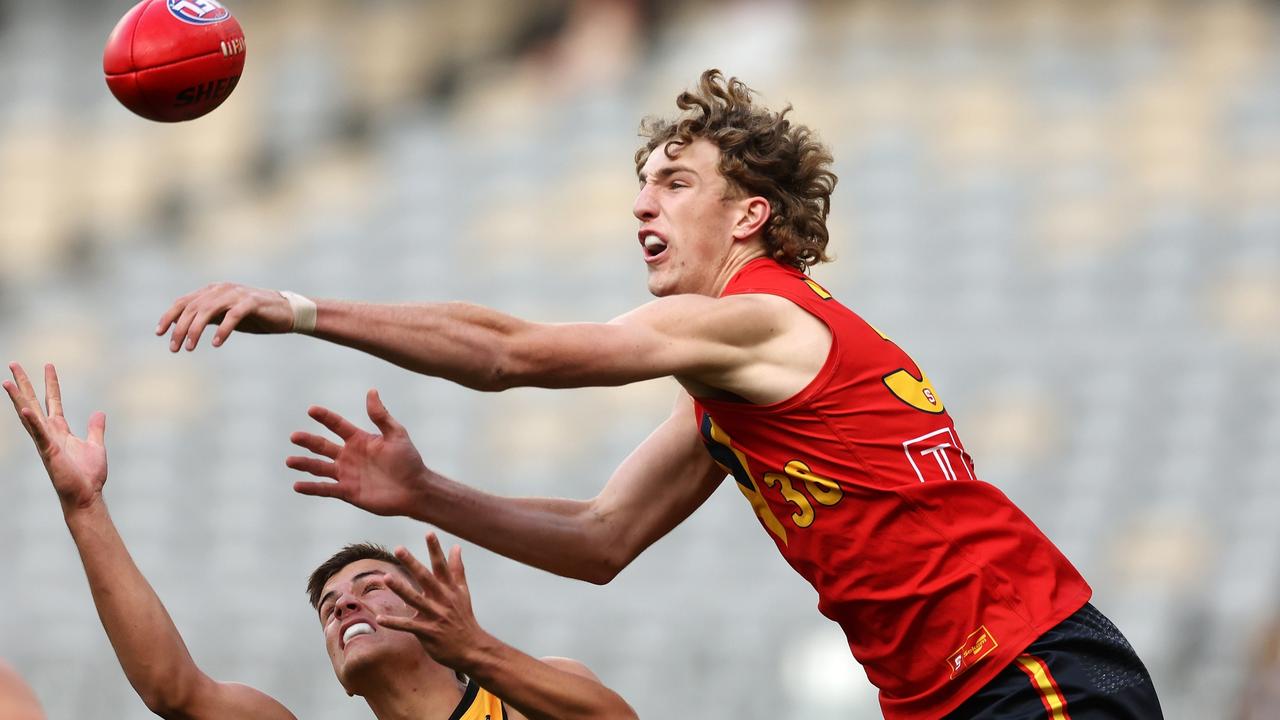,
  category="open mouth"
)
[641,233,668,262]
[342,622,375,648]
